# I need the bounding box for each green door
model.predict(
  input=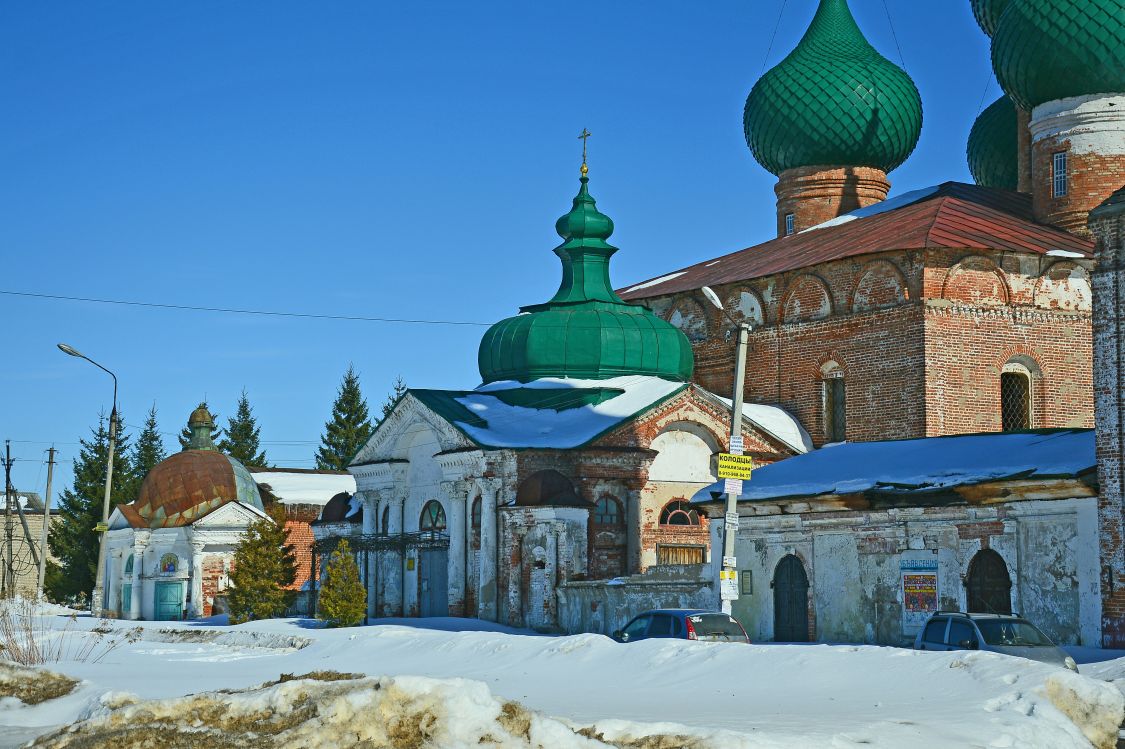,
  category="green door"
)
[121,584,132,617]
[155,582,183,621]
